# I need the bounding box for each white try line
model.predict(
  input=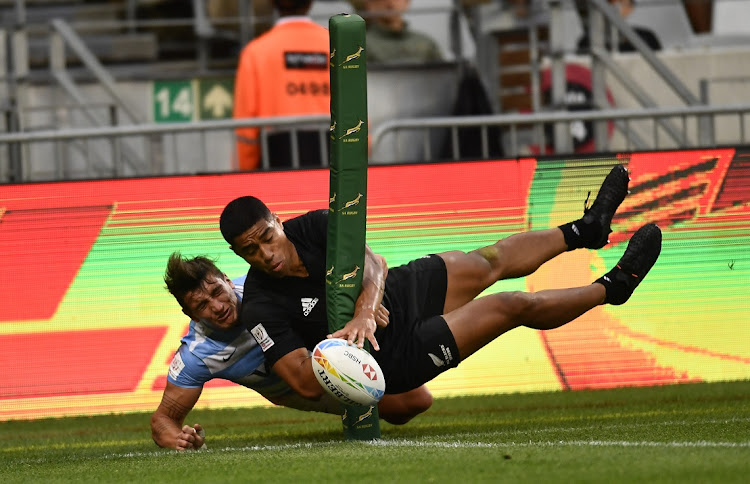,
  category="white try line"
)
[9,415,750,458]
[450,415,750,441]
[367,439,750,449]
[103,436,750,460]
[107,441,325,459]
